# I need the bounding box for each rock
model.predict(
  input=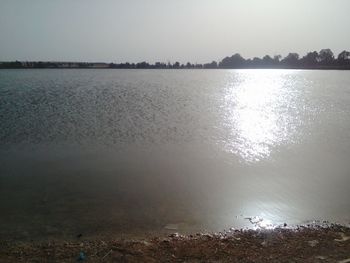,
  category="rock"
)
[334,233,350,242]
[308,240,319,247]
[168,233,181,238]
[141,241,151,246]
[261,240,268,247]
